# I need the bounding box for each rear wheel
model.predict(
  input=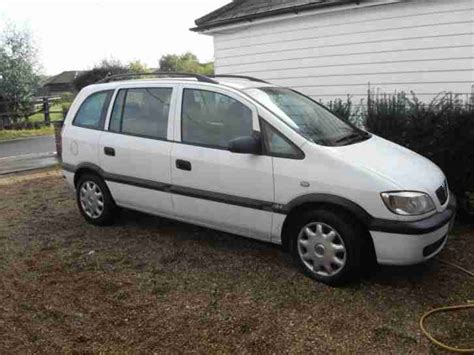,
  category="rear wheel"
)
[76,174,117,226]
[290,209,362,286]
